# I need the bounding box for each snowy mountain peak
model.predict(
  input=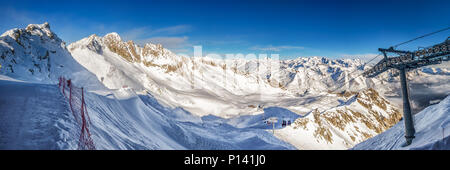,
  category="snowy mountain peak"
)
[0,22,60,43]
[69,32,177,66]
[87,34,99,39]
[104,32,122,42]
[276,88,402,149]
[0,23,100,88]
[26,22,50,32]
